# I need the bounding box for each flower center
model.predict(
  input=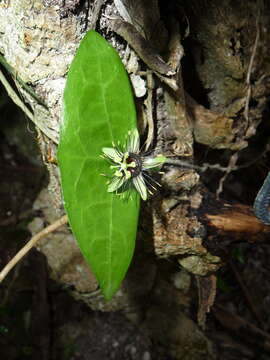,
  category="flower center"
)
[126,153,142,178]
